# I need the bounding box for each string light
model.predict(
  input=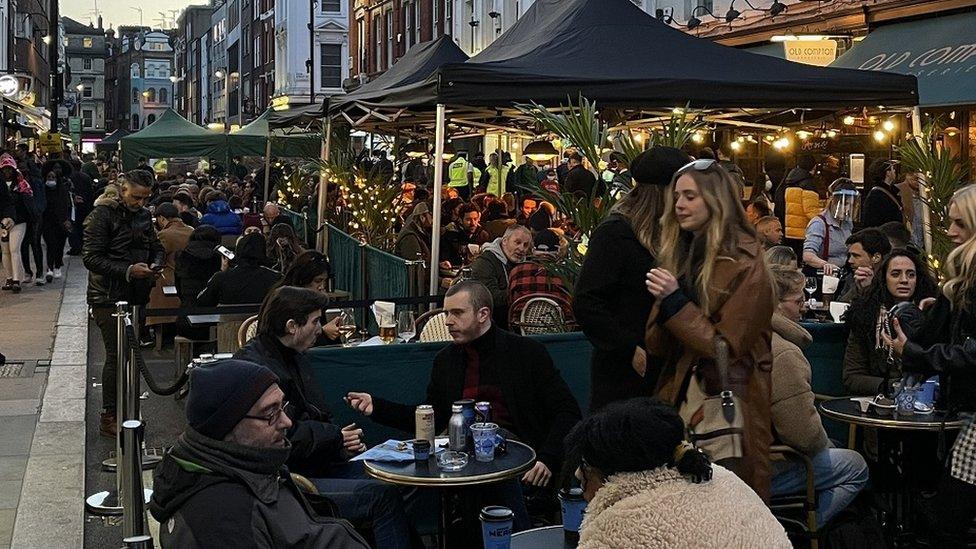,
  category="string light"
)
[843,115,856,125]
